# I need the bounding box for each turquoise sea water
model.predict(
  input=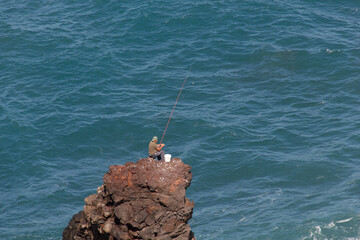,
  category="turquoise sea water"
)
[1,1,360,239]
